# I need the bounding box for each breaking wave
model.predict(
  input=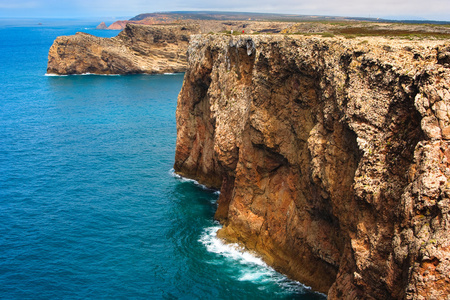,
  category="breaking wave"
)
[45,73,122,76]
[169,168,220,195]
[199,224,326,297]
